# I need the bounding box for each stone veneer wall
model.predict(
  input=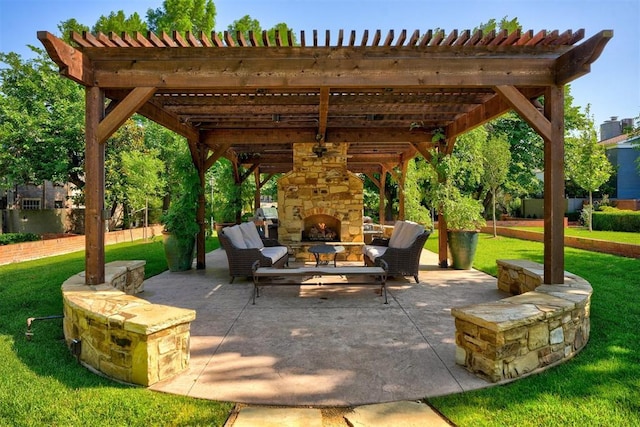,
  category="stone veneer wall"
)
[452,259,592,383]
[278,143,364,261]
[61,261,195,386]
